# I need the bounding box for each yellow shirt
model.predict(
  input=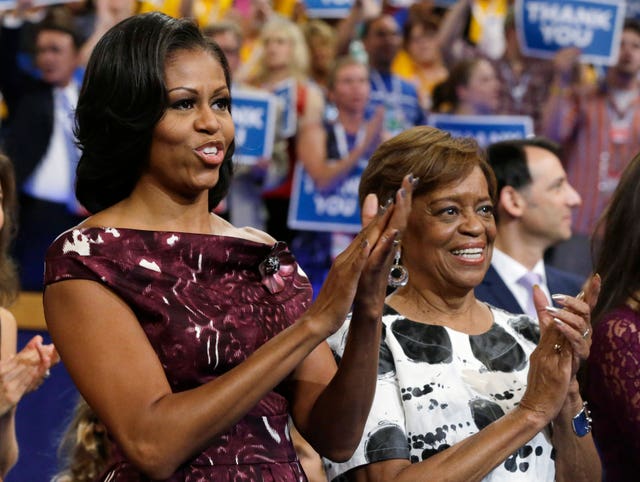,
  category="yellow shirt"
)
[138,0,233,26]
[468,0,507,44]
